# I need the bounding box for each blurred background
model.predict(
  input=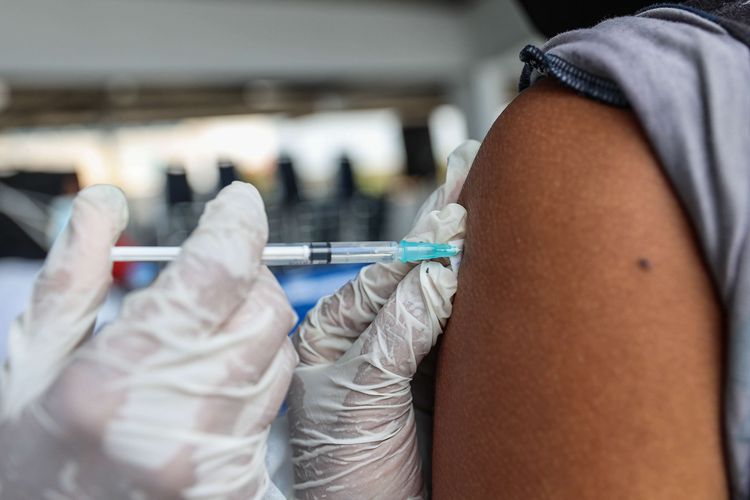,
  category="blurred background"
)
[0,0,545,354]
